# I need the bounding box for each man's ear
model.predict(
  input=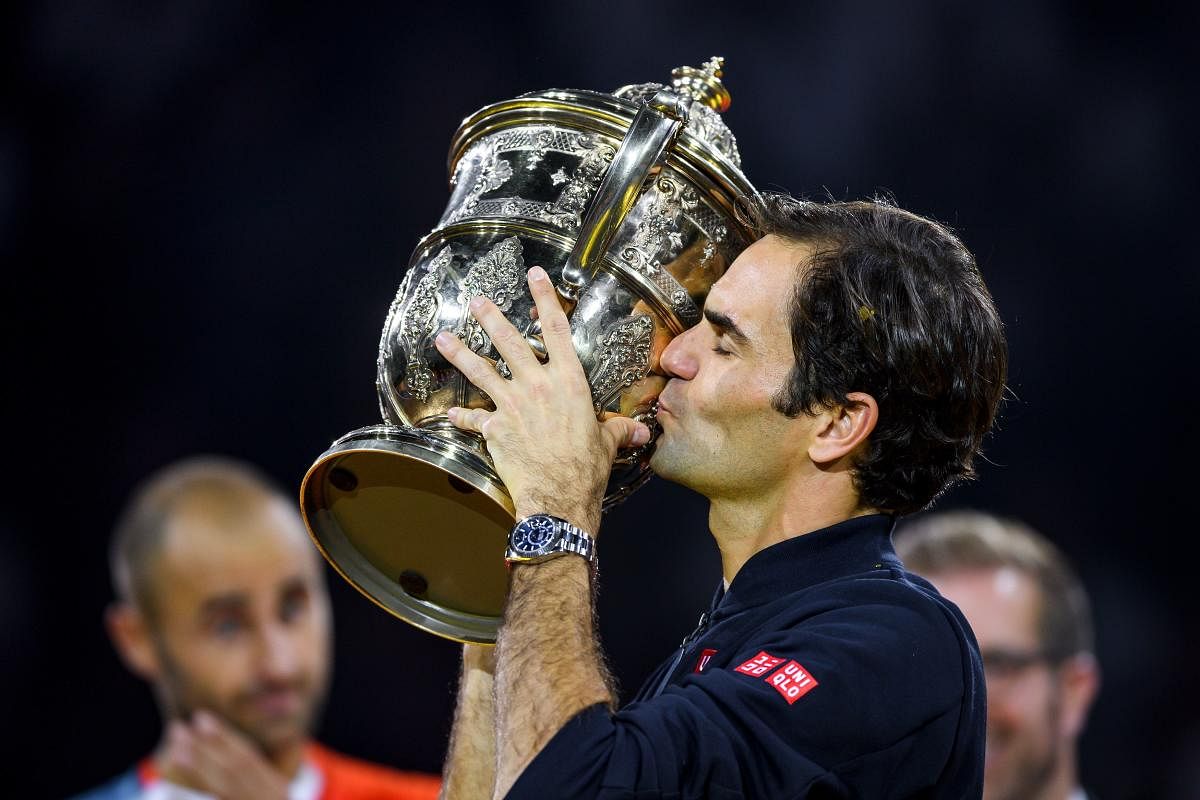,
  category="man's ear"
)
[105,602,162,681]
[807,392,879,466]
[1058,651,1101,740]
